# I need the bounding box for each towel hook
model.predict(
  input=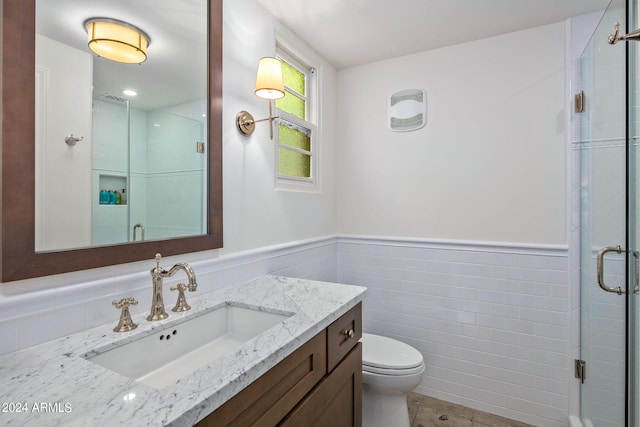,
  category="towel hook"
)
[608,22,640,44]
[65,134,84,146]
